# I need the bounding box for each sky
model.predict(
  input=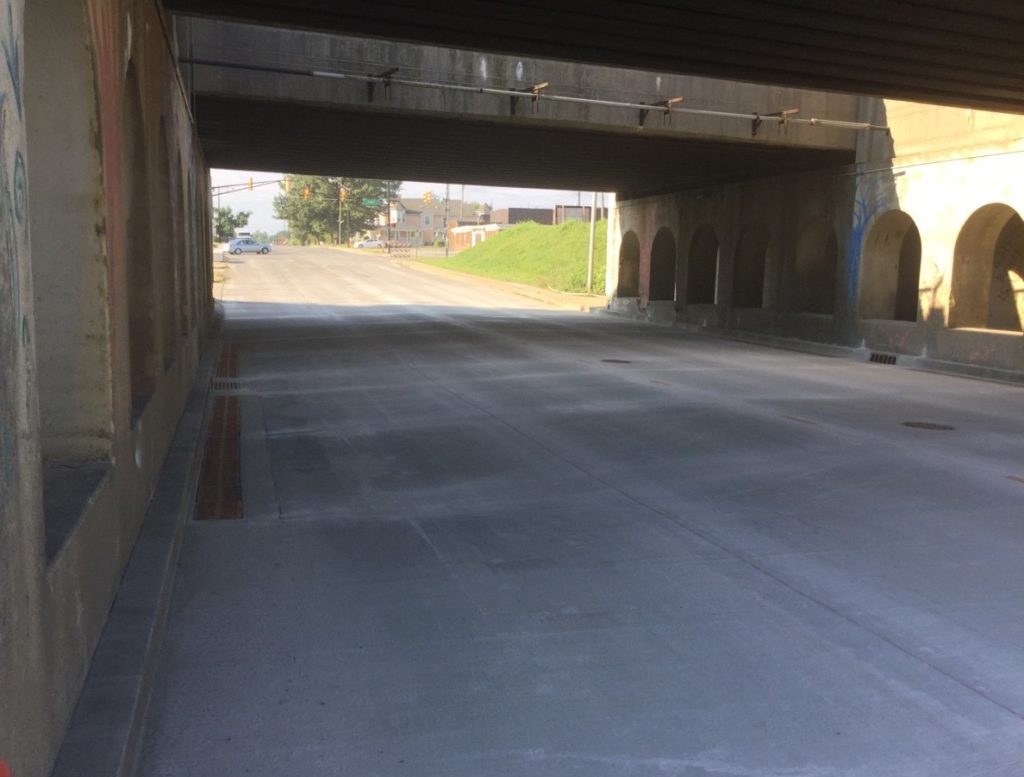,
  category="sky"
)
[210,169,606,234]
